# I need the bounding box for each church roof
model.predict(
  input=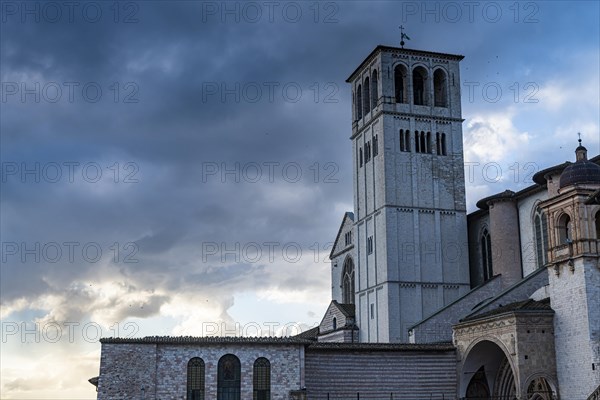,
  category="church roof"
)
[100,336,312,345]
[459,298,553,323]
[559,146,600,188]
[533,154,600,185]
[329,212,354,260]
[475,154,600,211]
[333,301,356,318]
[346,45,464,83]
[306,342,455,352]
[294,326,320,341]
